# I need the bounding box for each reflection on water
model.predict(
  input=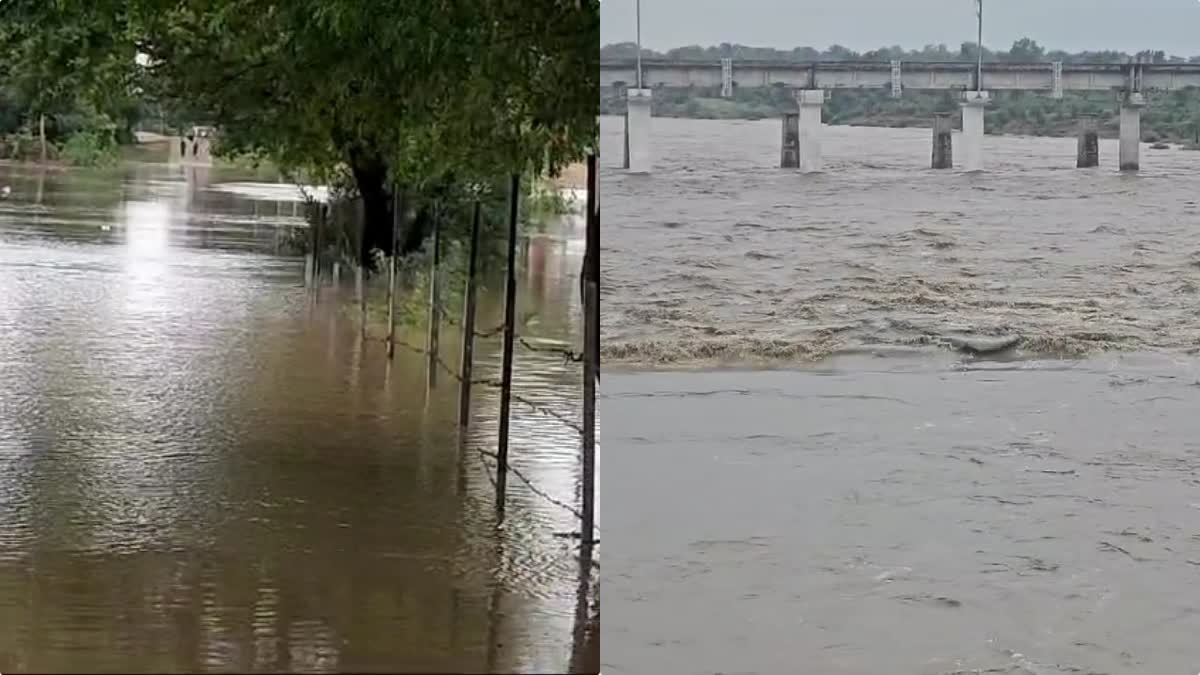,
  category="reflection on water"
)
[0,161,597,673]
